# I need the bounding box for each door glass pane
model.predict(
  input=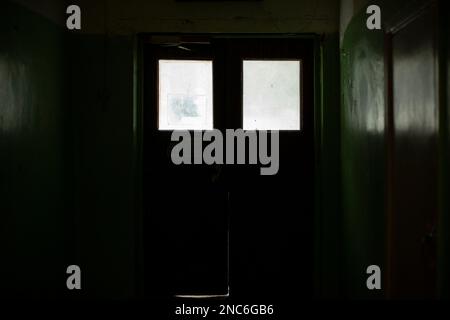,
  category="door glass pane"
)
[159,60,213,130]
[243,60,301,130]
